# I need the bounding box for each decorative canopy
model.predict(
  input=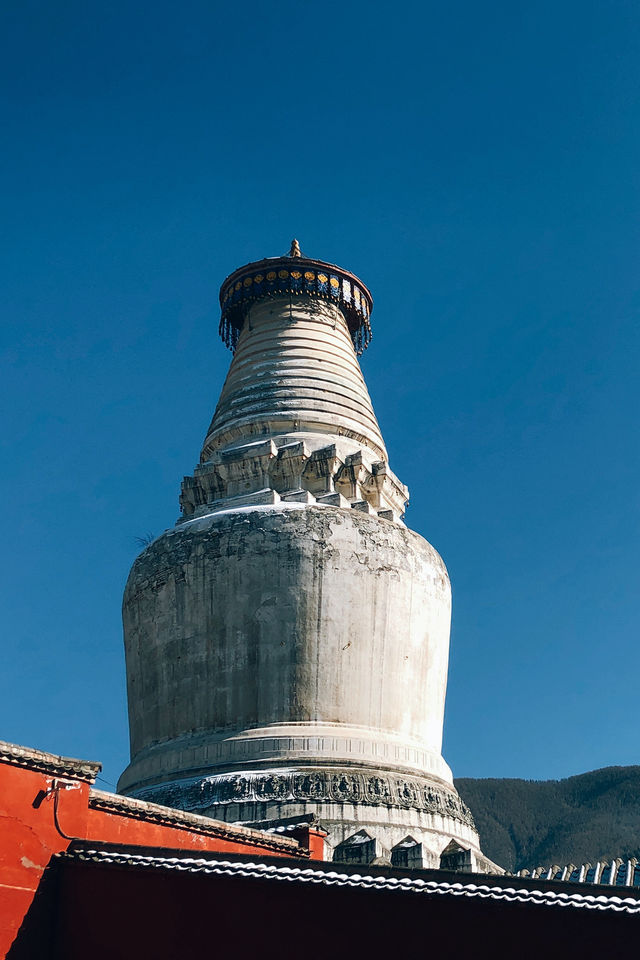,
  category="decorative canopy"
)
[218,240,374,354]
